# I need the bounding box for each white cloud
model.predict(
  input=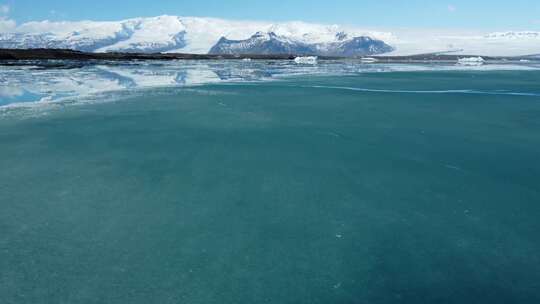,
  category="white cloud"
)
[0,4,9,15]
[0,3,15,32]
[447,5,457,12]
[0,17,15,32]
